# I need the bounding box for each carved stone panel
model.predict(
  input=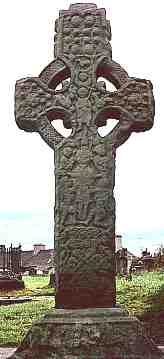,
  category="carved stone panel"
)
[55,137,116,308]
